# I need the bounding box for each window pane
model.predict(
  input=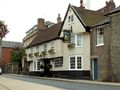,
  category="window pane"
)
[30,48,33,53]
[36,46,39,52]
[77,57,82,69]
[71,35,75,44]
[34,62,36,70]
[37,61,40,70]
[54,58,63,67]
[70,57,75,69]
[71,15,74,22]
[51,42,54,49]
[77,35,82,46]
[68,16,70,23]
[44,44,47,51]
[97,28,104,45]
